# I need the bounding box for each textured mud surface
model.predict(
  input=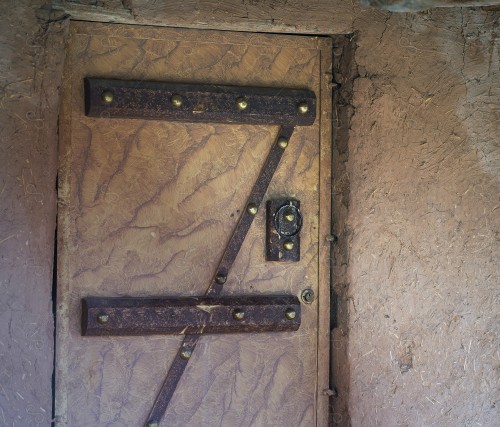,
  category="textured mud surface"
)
[345,7,499,426]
